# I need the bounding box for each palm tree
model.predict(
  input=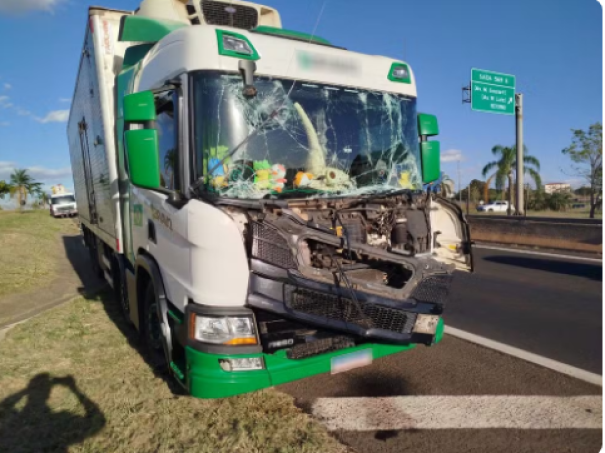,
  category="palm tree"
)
[9,169,42,210]
[36,189,50,208]
[482,145,542,215]
[0,180,11,199]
